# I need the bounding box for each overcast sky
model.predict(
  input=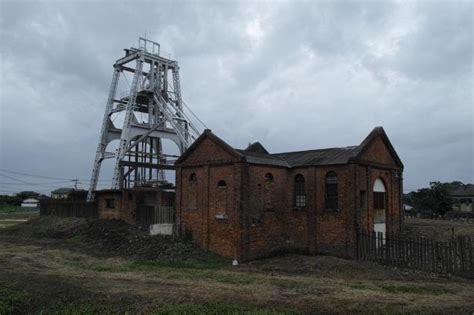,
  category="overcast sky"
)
[0,0,473,195]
